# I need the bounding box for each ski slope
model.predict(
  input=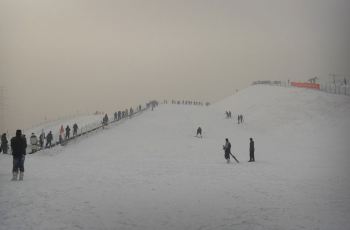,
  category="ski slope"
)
[1,85,349,230]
